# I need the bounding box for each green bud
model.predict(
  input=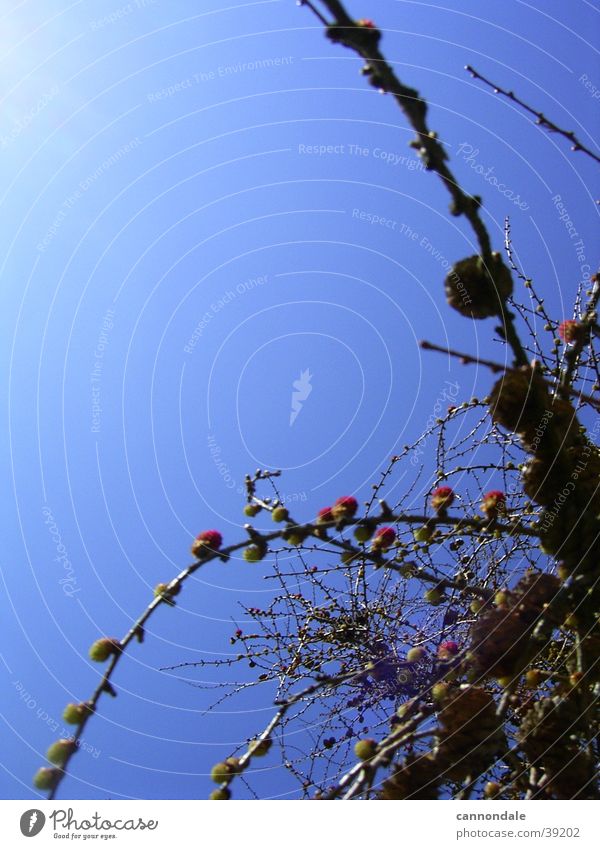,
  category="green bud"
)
[248,737,272,757]
[354,738,377,760]
[271,506,289,523]
[89,638,121,662]
[33,767,58,790]
[46,739,76,766]
[424,588,443,606]
[243,545,265,562]
[414,526,432,543]
[209,788,231,800]
[62,702,93,725]
[354,524,373,543]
